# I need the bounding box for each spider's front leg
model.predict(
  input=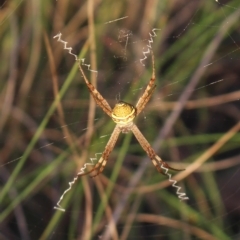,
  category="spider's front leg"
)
[77,61,113,118]
[136,52,156,116]
[78,125,121,178]
[131,124,183,175]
